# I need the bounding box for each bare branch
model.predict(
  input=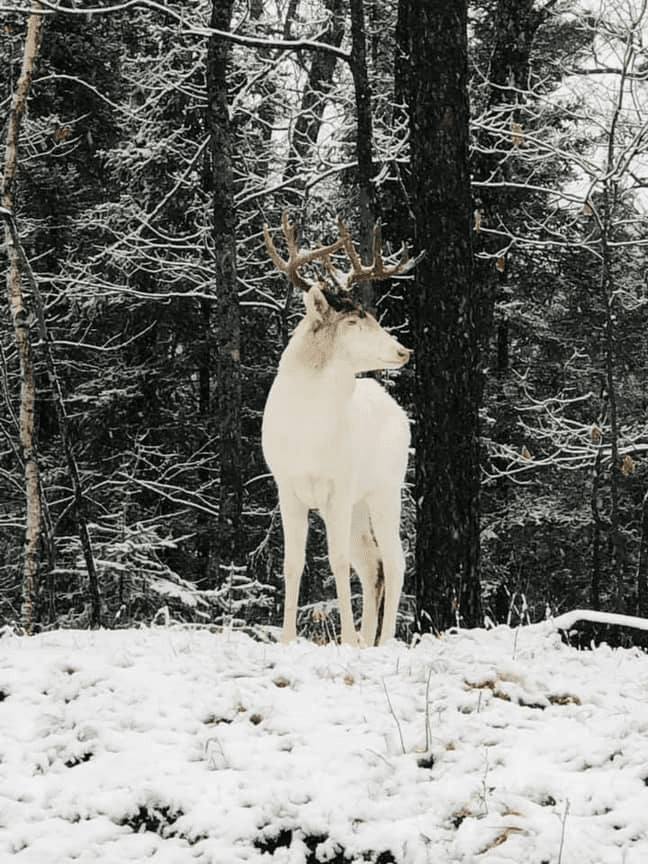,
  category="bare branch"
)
[1,0,351,61]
